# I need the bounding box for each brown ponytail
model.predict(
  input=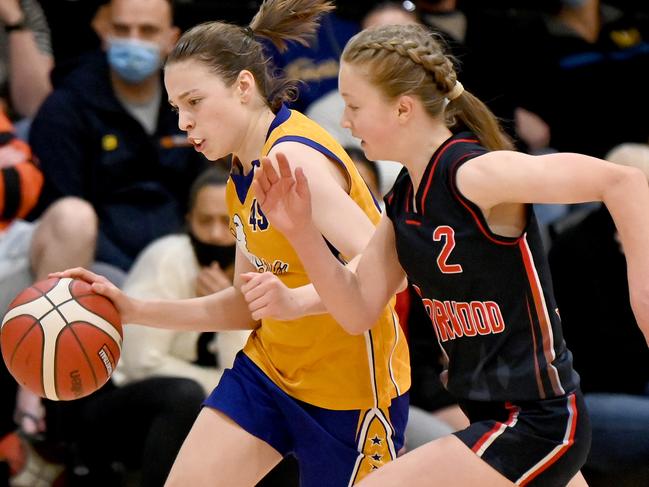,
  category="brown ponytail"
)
[166,0,334,112]
[341,24,513,151]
